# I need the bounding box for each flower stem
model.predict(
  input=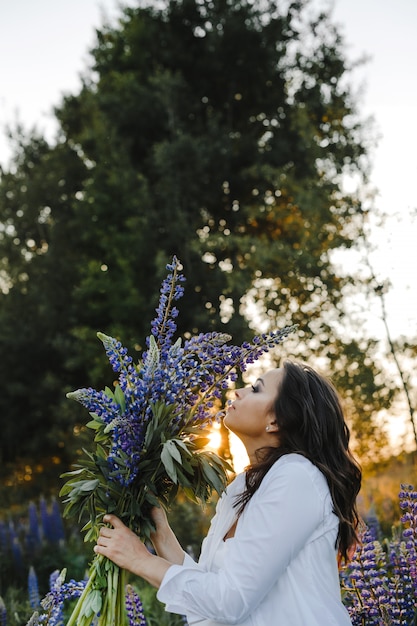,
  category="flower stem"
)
[65,557,100,626]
